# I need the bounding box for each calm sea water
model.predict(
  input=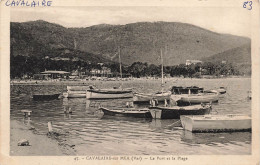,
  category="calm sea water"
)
[10,78,251,155]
